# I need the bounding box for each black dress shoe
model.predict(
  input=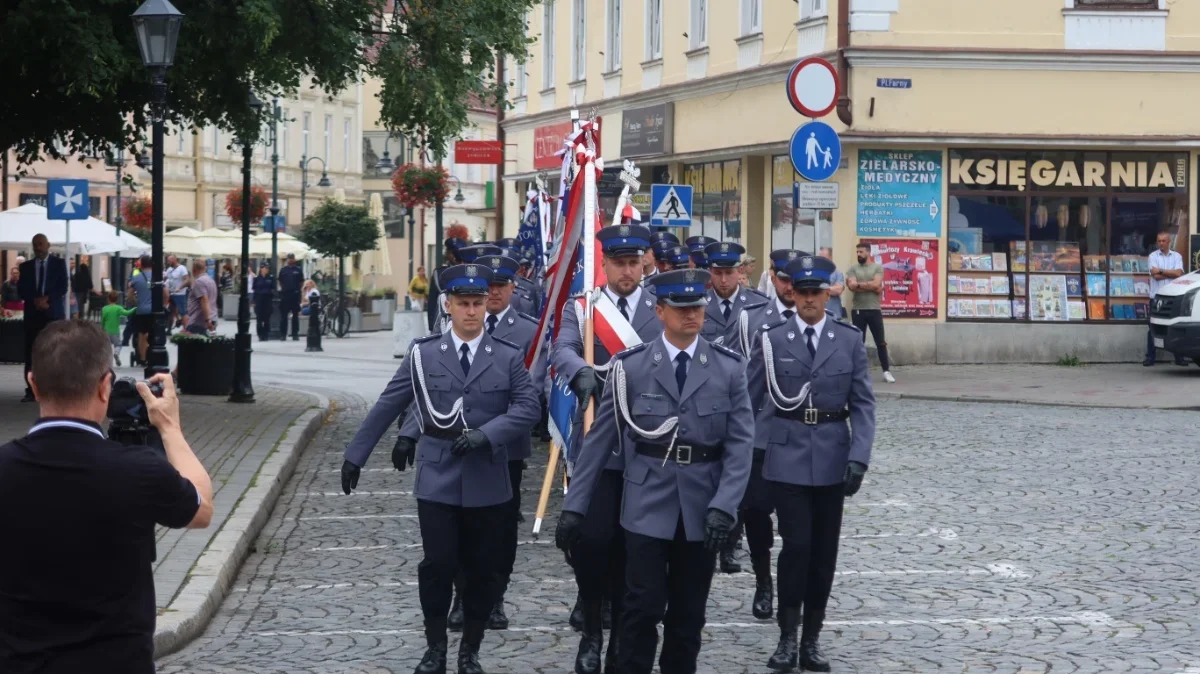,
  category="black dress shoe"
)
[486,600,509,630]
[719,547,742,574]
[1143,360,1155,367]
[575,598,603,674]
[569,594,584,631]
[414,641,448,674]
[799,637,831,672]
[751,555,774,620]
[768,608,800,672]
[447,594,465,632]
